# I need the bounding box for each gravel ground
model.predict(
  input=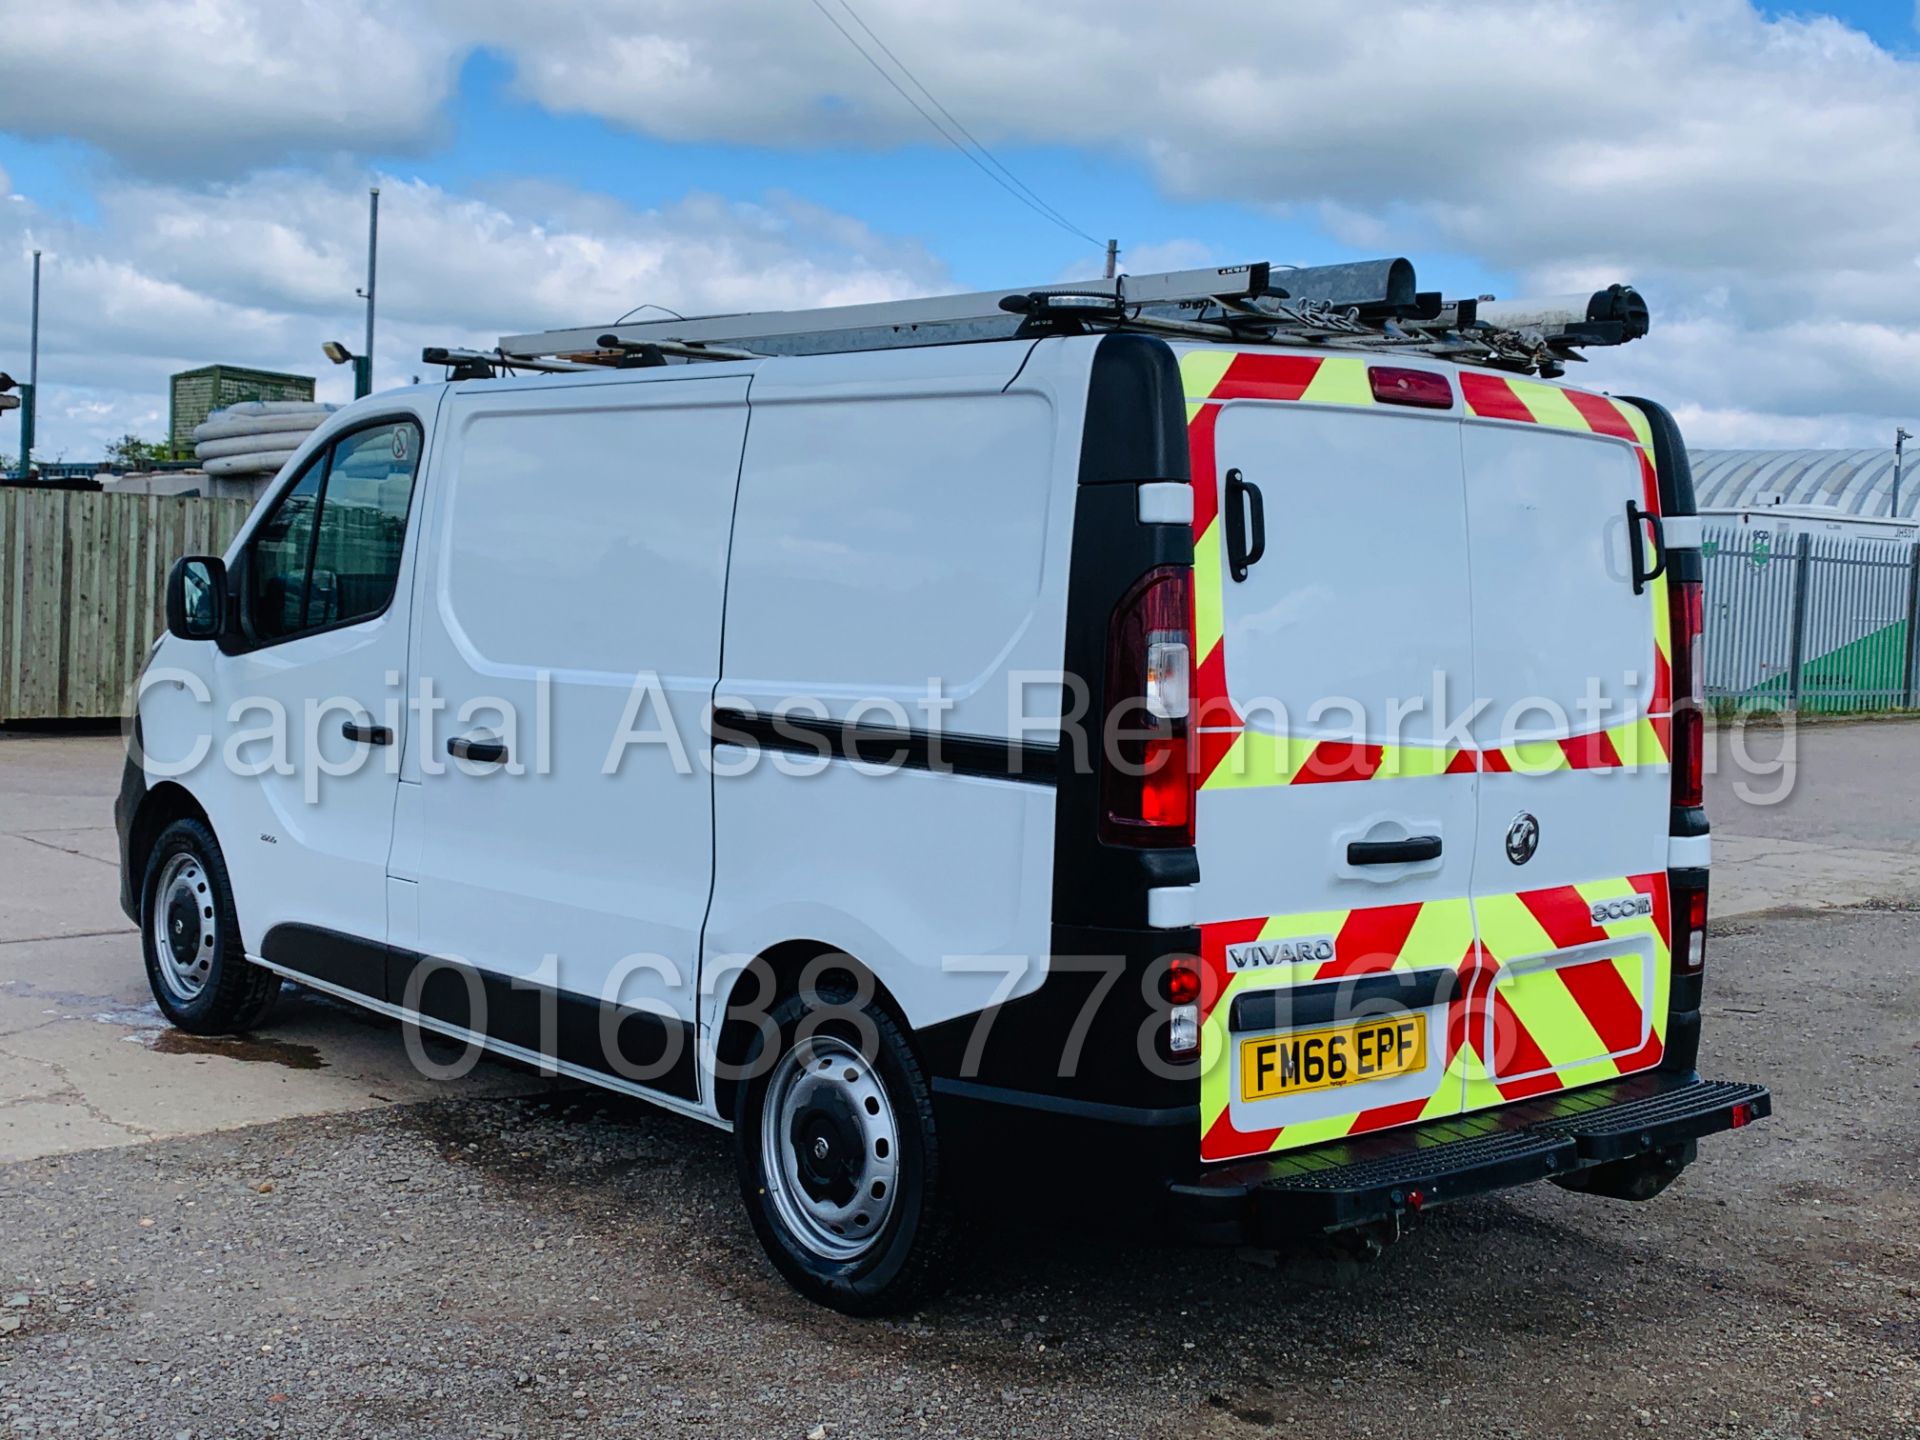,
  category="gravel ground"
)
[1,906,1916,1439]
